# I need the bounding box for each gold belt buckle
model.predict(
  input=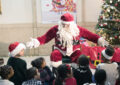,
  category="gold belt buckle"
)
[94,60,101,66]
